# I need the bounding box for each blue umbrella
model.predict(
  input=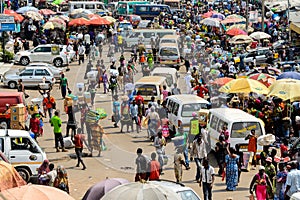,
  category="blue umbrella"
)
[16,6,38,14]
[277,72,300,80]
